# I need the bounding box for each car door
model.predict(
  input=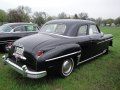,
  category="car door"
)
[88,24,105,56]
[25,25,39,36]
[76,25,93,61]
